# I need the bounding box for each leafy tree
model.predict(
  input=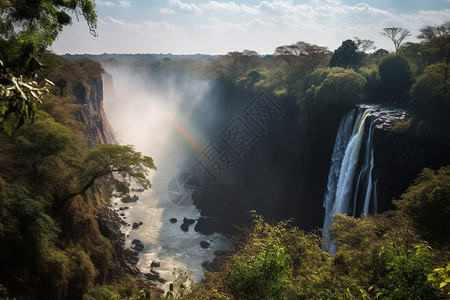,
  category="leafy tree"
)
[417,22,450,83]
[0,0,97,135]
[274,41,330,72]
[240,49,259,74]
[381,27,411,54]
[354,37,376,53]
[428,263,450,298]
[394,166,450,247]
[378,55,413,103]
[329,39,362,70]
[13,111,71,181]
[63,144,156,204]
[372,243,436,299]
[371,48,389,59]
[306,67,367,107]
[409,64,450,136]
